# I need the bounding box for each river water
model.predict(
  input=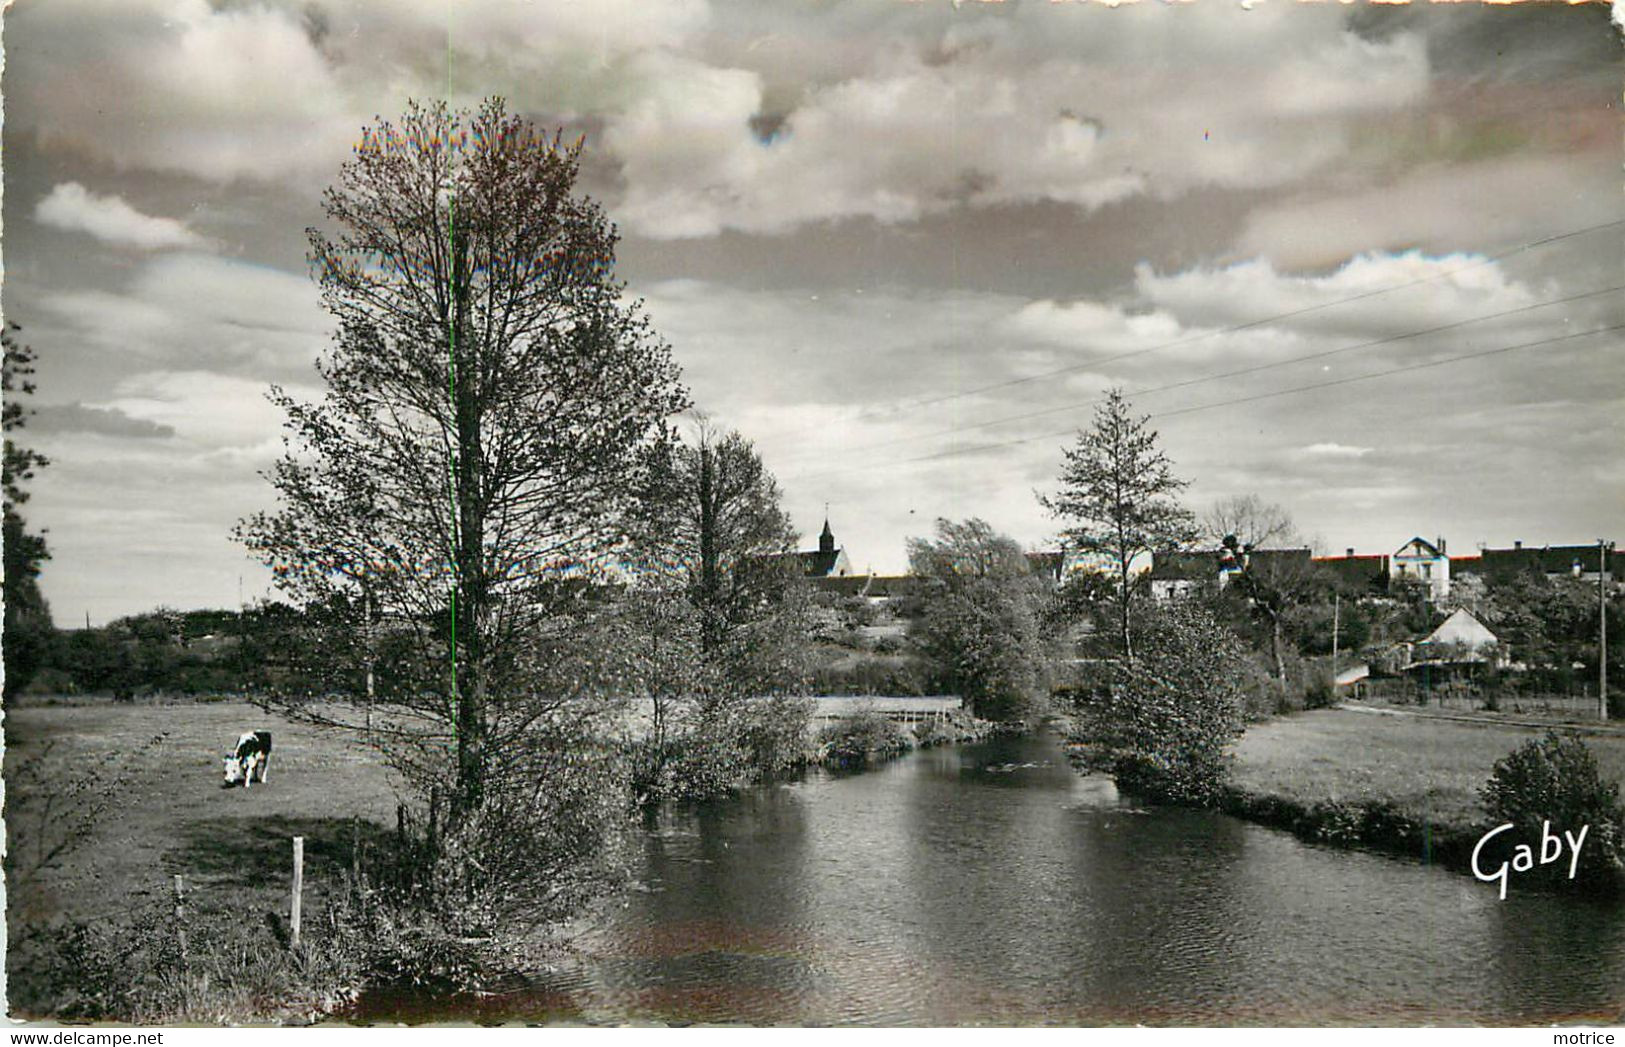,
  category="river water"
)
[361,733,1625,1025]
